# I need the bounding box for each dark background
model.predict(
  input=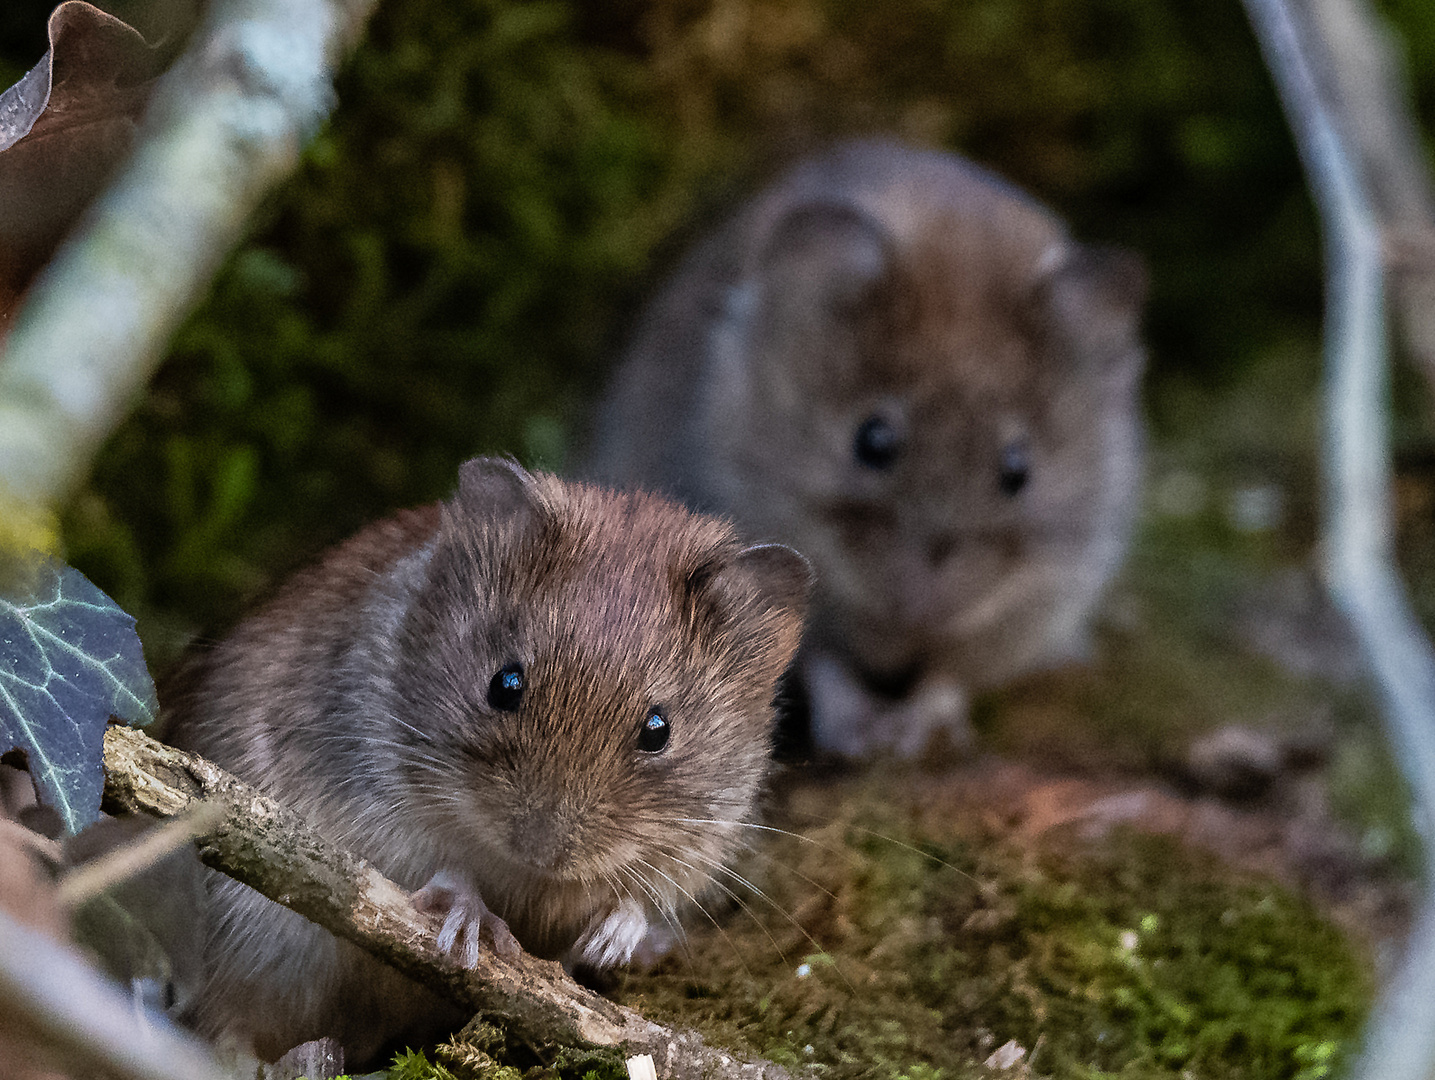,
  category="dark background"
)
[4,0,1434,667]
